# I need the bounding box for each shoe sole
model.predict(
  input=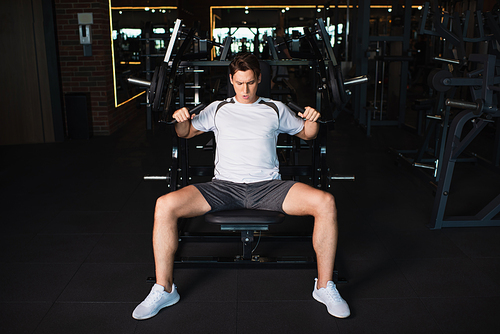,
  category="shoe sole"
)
[132,295,181,320]
[312,291,350,319]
